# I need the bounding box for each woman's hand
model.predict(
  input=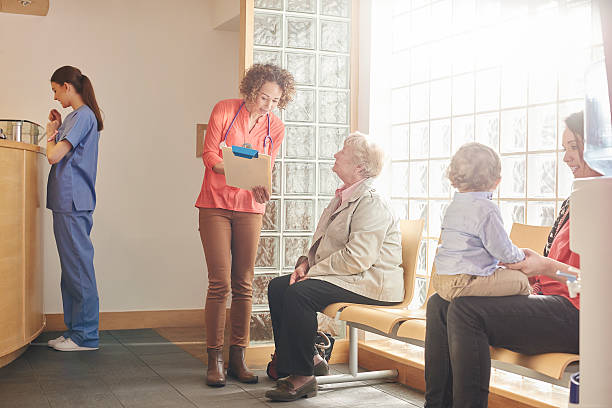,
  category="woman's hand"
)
[48,109,62,127]
[502,248,553,277]
[290,261,309,285]
[252,185,270,204]
[46,120,59,141]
